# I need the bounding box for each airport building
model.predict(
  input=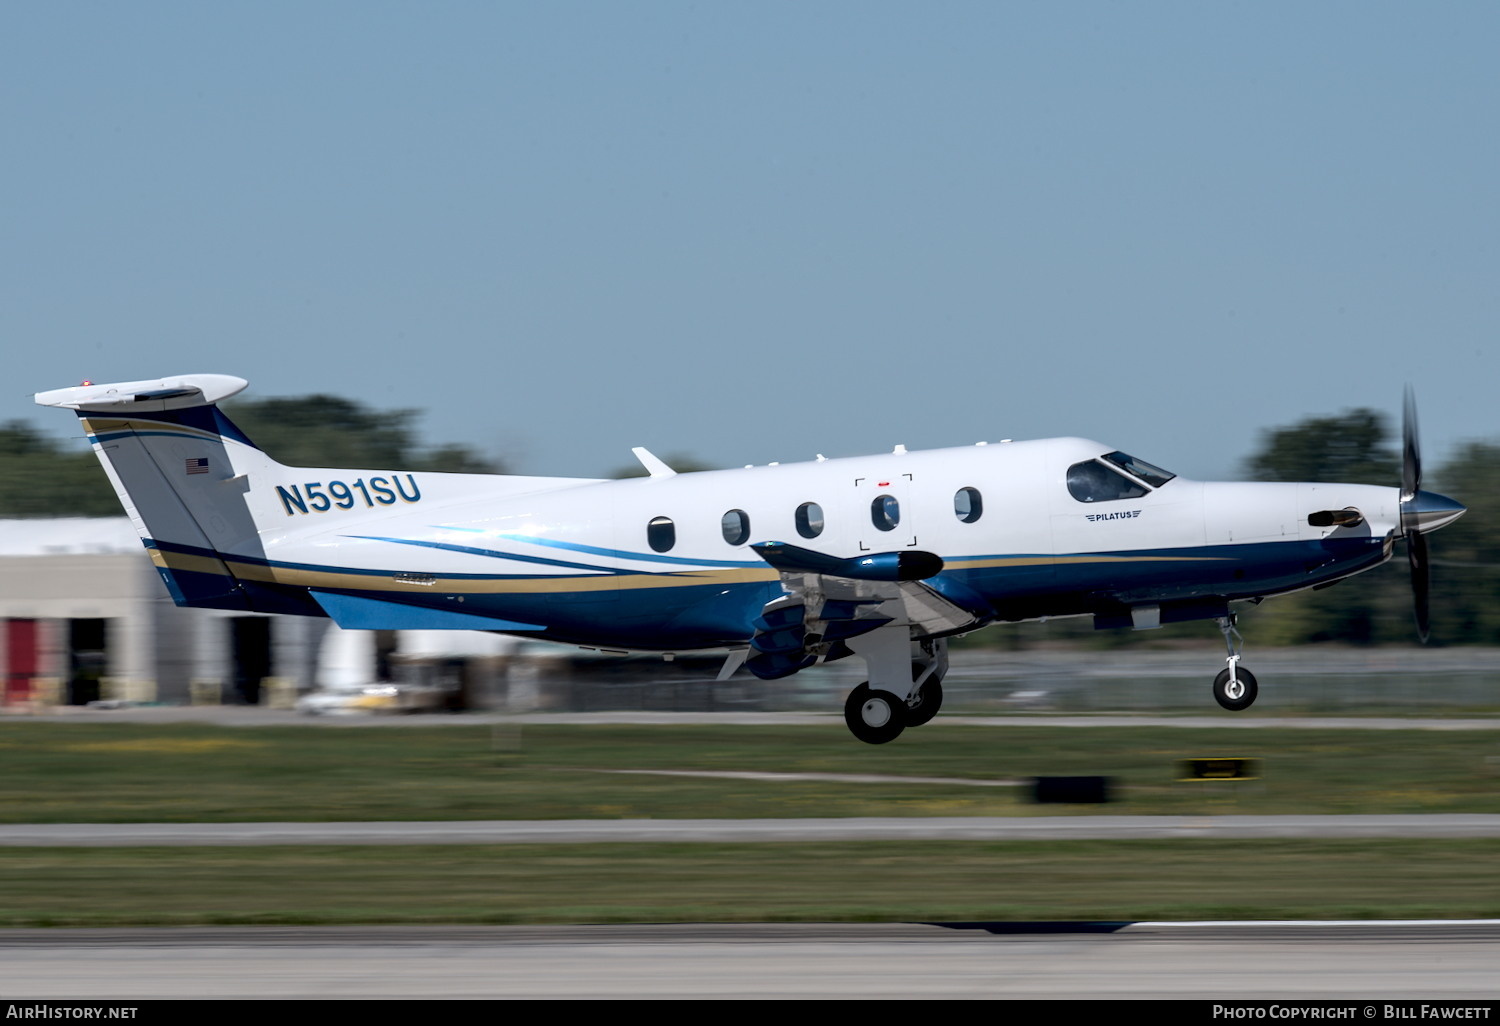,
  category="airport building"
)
[0,518,327,706]
[0,518,513,709]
